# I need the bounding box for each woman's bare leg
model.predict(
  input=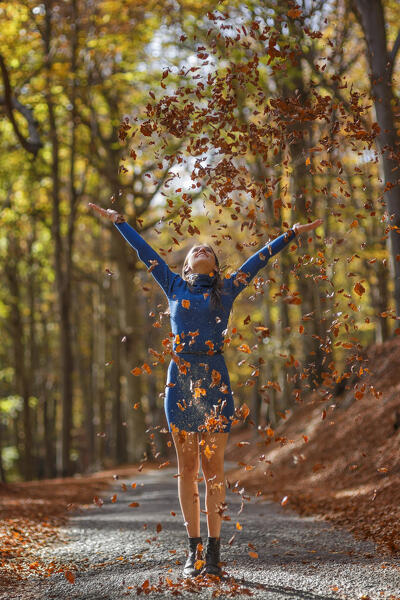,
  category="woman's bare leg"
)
[172,430,201,538]
[200,432,228,538]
